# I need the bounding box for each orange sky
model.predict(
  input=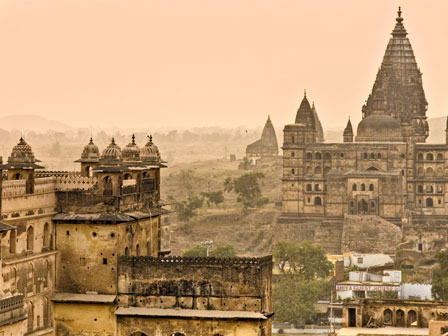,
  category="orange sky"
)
[0,0,447,131]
